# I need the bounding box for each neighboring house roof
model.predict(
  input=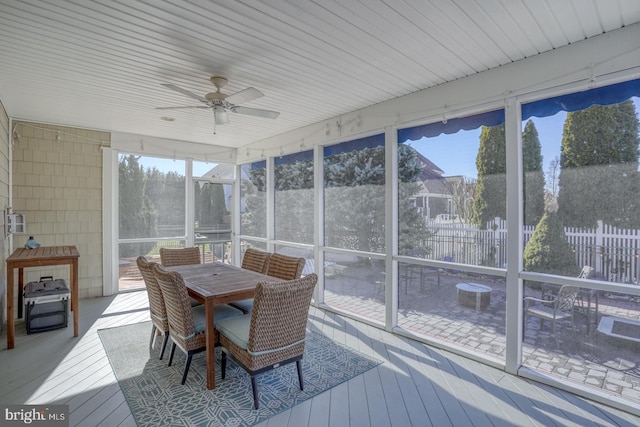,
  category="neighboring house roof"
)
[409,149,453,197]
[415,151,445,181]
